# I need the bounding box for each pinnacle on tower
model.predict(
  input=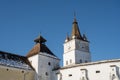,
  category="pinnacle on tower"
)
[83,34,88,41]
[65,33,70,42]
